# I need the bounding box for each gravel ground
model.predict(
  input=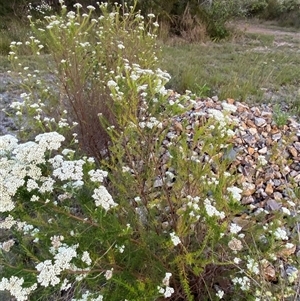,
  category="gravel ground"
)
[0,72,23,136]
